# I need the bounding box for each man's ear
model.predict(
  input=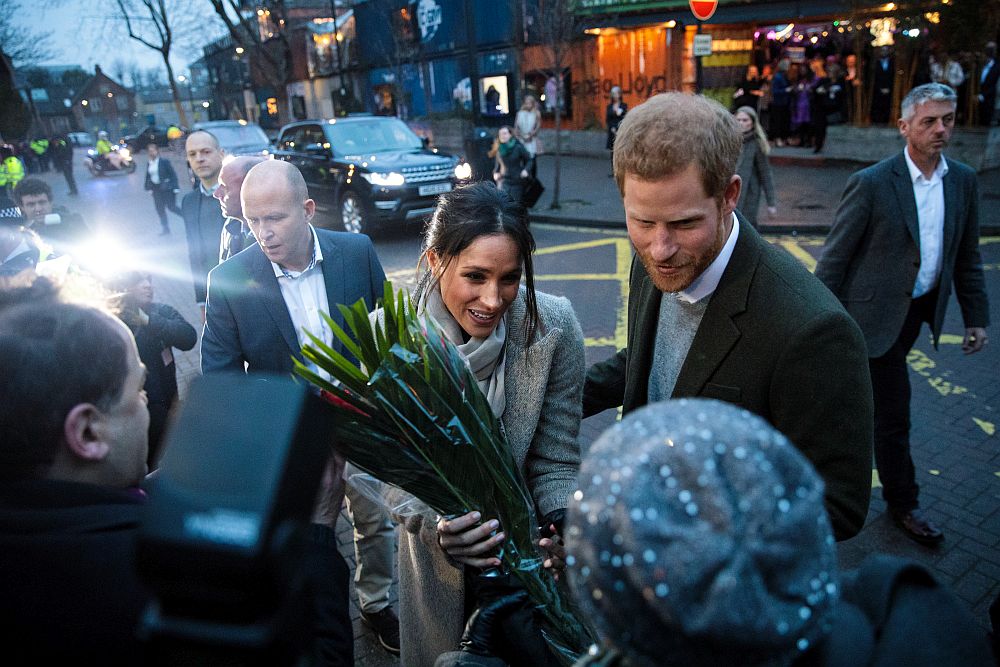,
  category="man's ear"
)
[303,198,316,221]
[63,403,111,462]
[723,174,742,215]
